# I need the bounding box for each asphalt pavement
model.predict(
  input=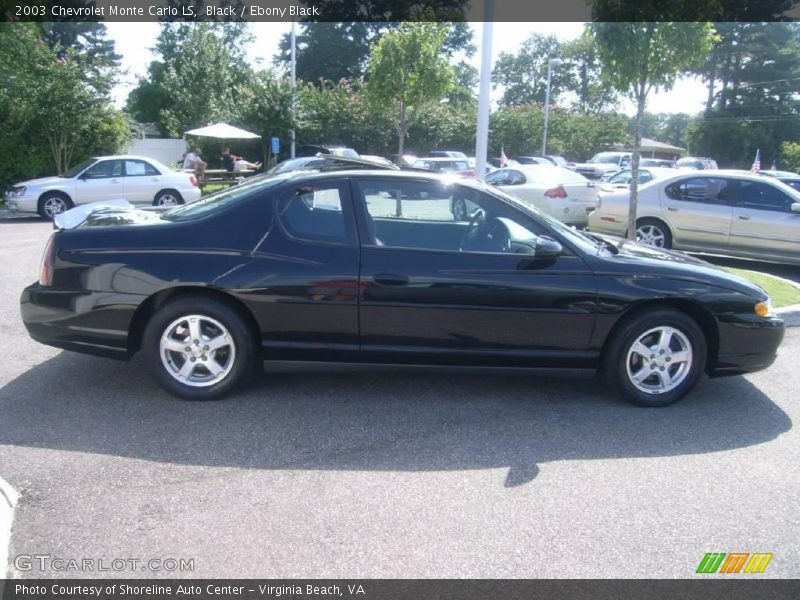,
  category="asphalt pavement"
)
[0,218,798,578]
